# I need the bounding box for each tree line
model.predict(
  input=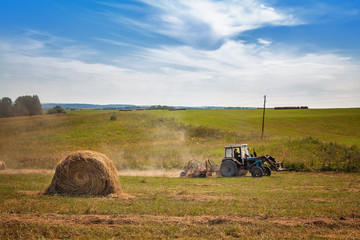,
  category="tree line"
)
[149,105,174,110]
[0,95,42,117]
